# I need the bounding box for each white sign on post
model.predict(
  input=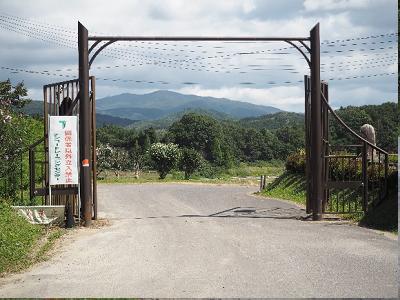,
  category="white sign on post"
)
[49,116,79,185]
